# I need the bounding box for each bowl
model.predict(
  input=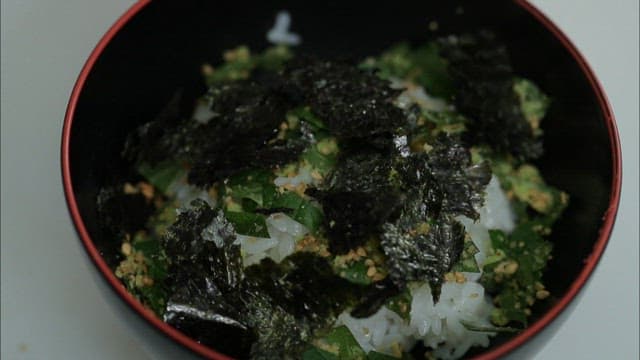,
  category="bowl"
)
[61,1,621,359]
